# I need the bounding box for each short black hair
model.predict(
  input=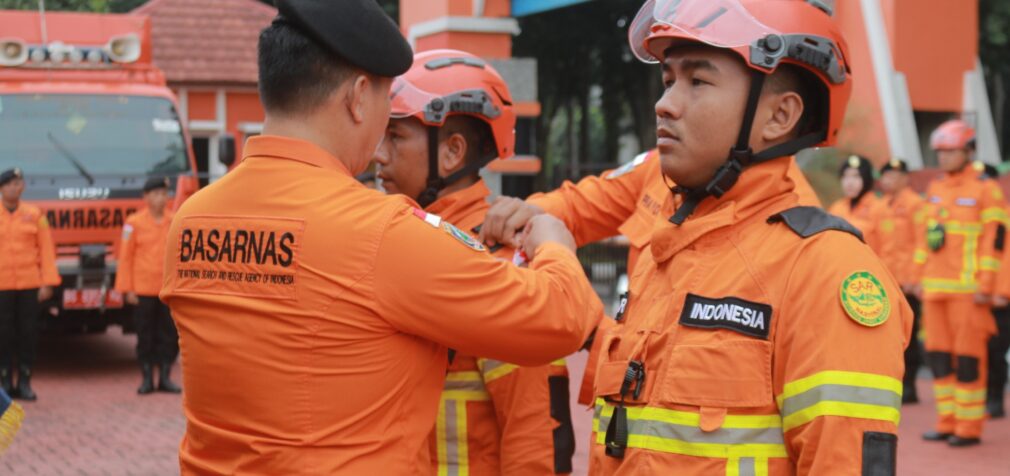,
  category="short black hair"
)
[257,22,354,115]
[765,64,829,139]
[439,116,497,174]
